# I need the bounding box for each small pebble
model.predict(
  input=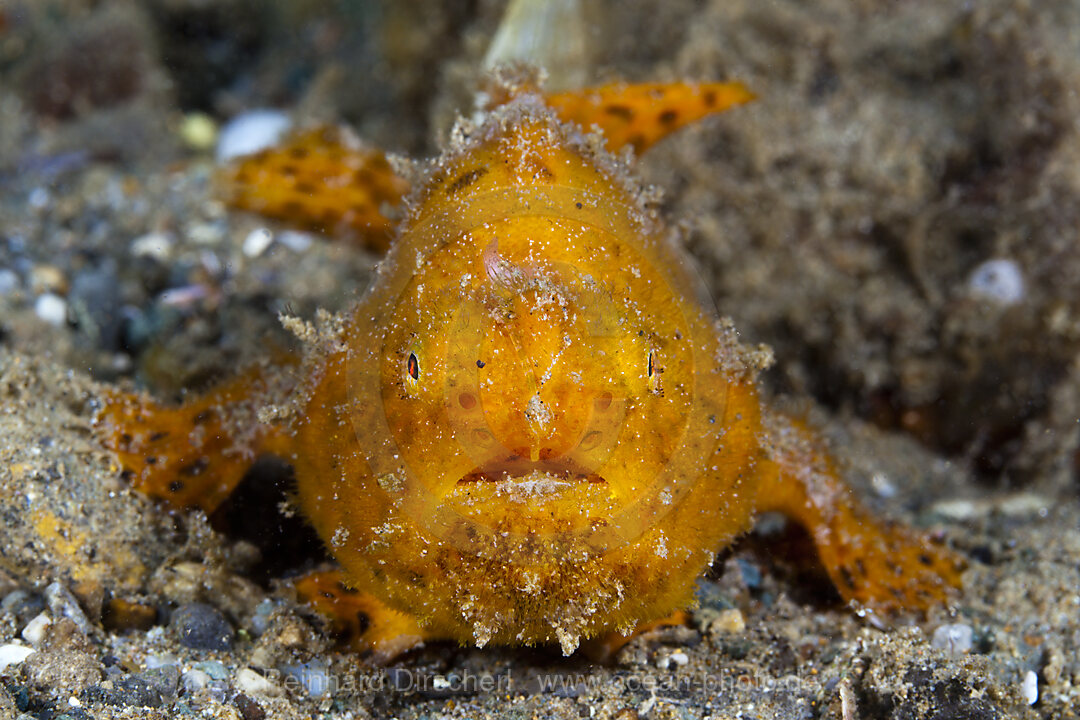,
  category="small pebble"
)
[34,293,68,326]
[280,660,330,699]
[180,112,218,152]
[131,232,173,260]
[998,493,1051,516]
[69,261,122,347]
[1021,670,1038,705]
[181,668,211,692]
[0,268,19,294]
[30,264,67,294]
[242,228,274,258]
[200,249,222,274]
[81,674,163,708]
[44,582,92,635]
[931,623,974,655]
[736,558,762,589]
[0,643,35,670]
[968,258,1025,305]
[235,668,282,698]
[170,603,234,651]
[187,221,225,245]
[27,187,50,211]
[140,665,180,701]
[143,653,178,670]
[232,692,267,720]
[930,499,978,520]
[277,230,313,252]
[932,493,1052,521]
[20,612,51,646]
[709,608,746,634]
[158,284,210,308]
[192,660,228,680]
[217,109,292,163]
[248,599,278,637]
[870,472,897,499]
